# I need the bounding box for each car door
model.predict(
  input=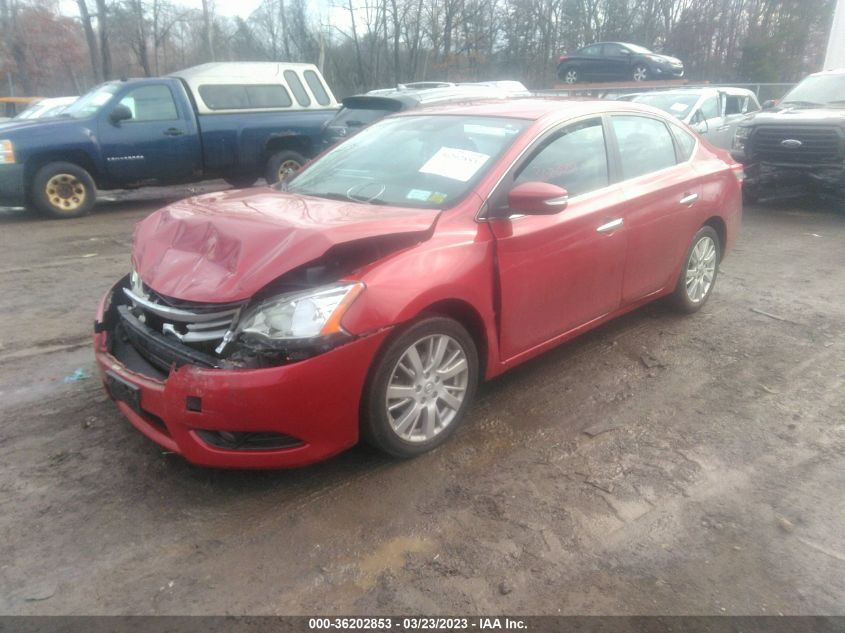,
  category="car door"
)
[576,45,606,81]
[693,94,723,145]
[98,83,201,184]
[712,92,753,149]
[602,43,633,80]
[486,116,628,360]
[608,114,702,303]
